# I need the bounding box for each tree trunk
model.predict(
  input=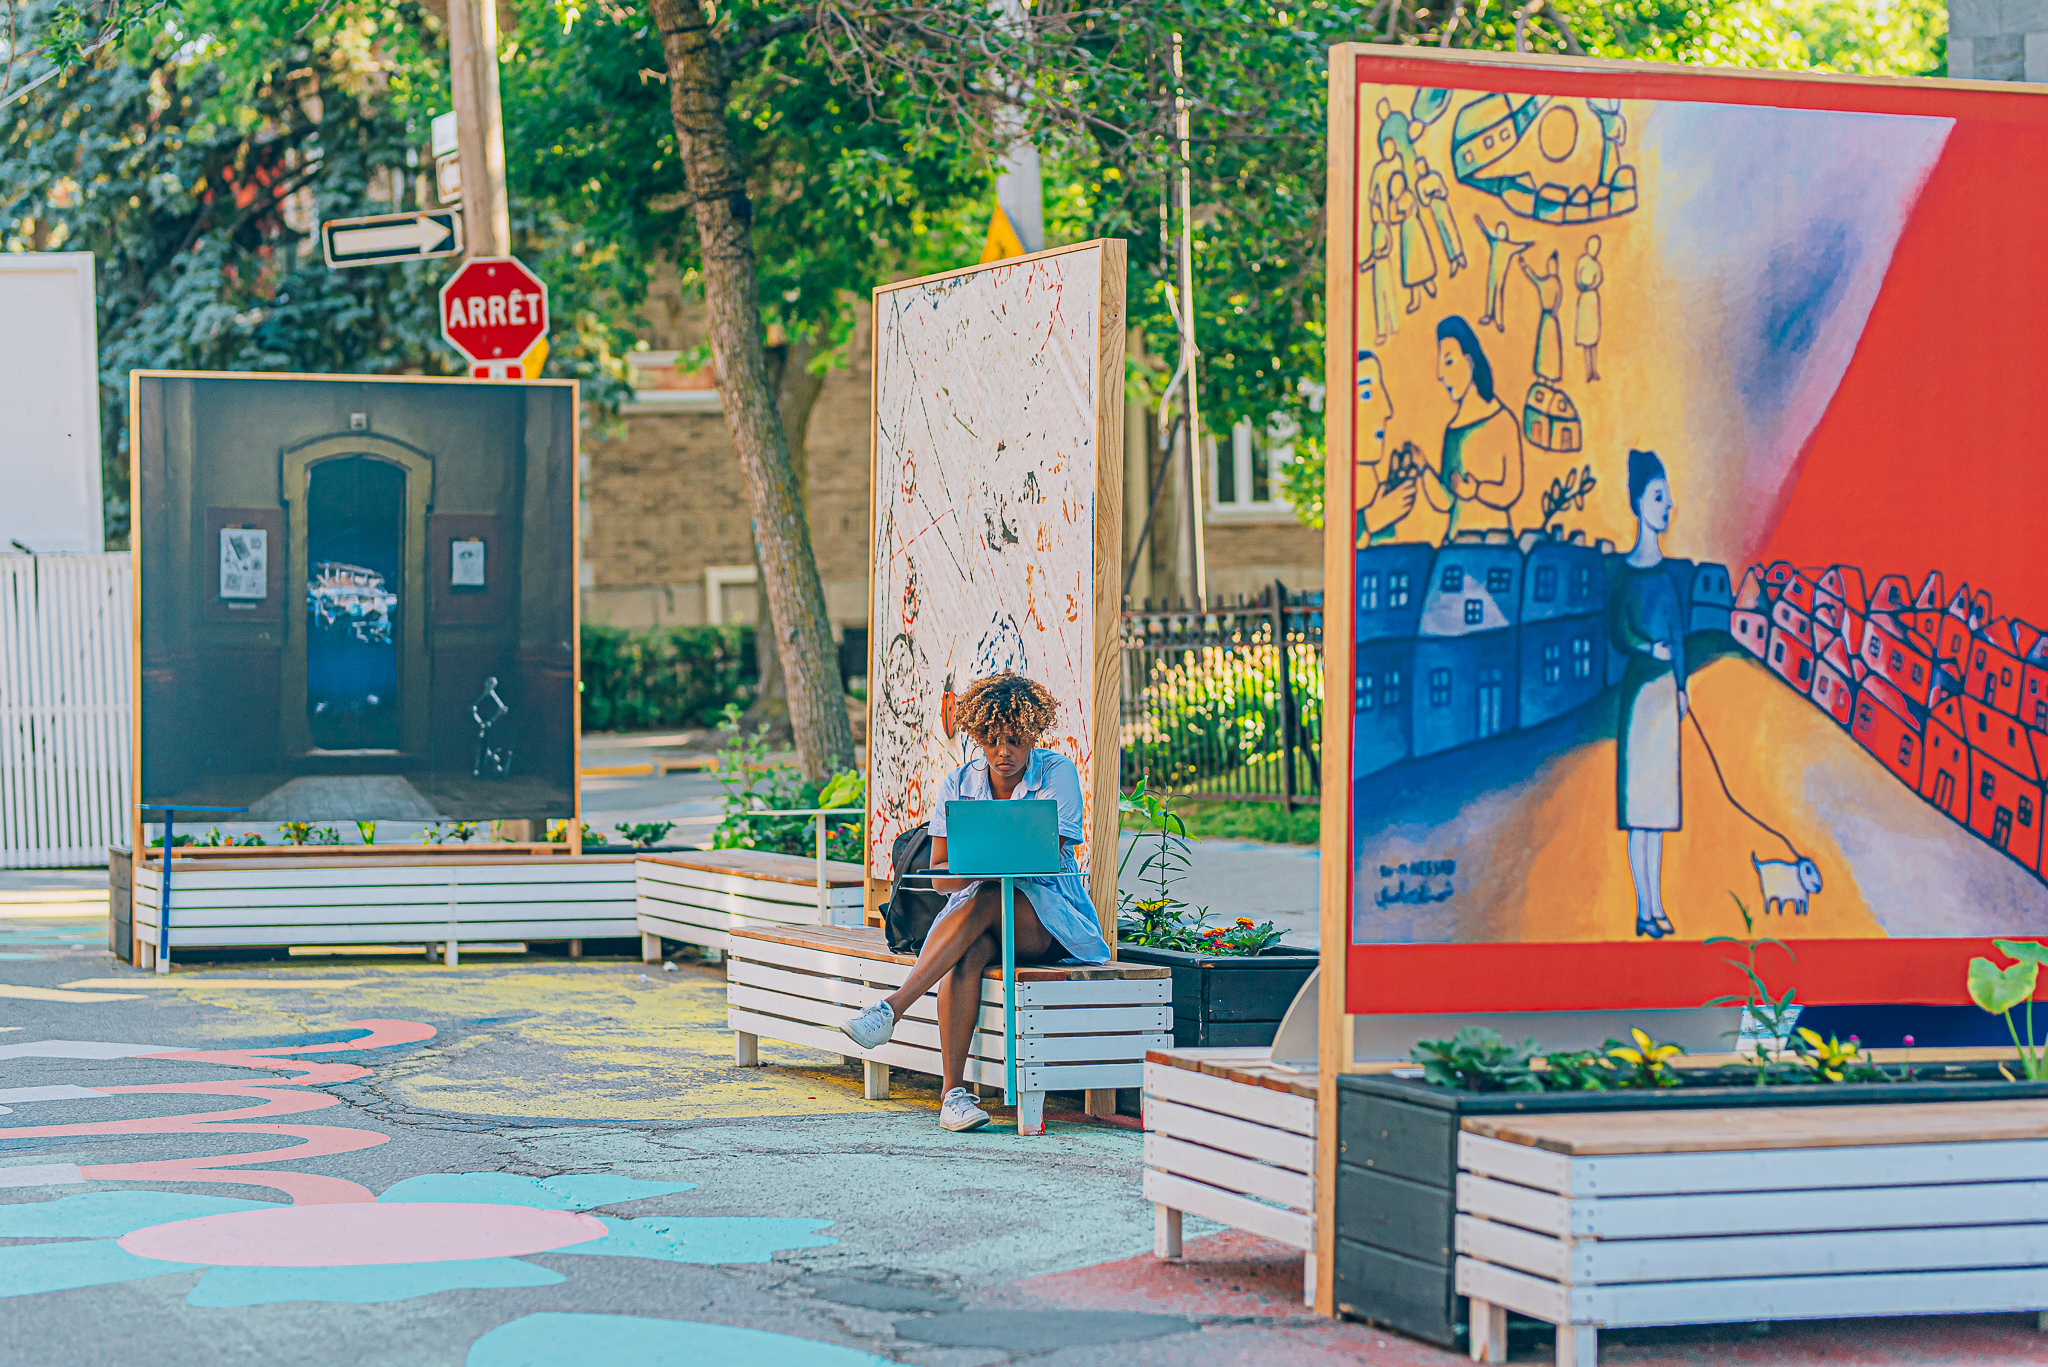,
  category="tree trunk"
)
[648,0,856,781]
[741,332,829,743]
